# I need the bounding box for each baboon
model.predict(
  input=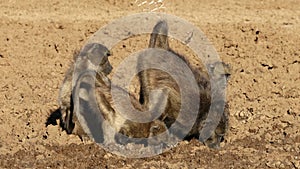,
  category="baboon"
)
[138,20,230,148]
[56,42,169,145]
